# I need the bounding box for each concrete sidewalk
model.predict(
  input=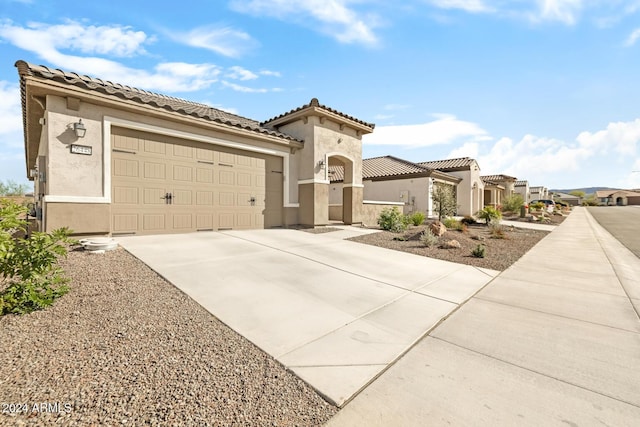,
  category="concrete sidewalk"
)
[327,207,640,426]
